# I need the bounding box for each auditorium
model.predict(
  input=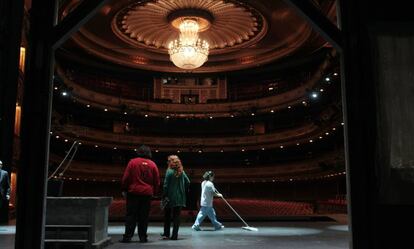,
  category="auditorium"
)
[0,0,413,249]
